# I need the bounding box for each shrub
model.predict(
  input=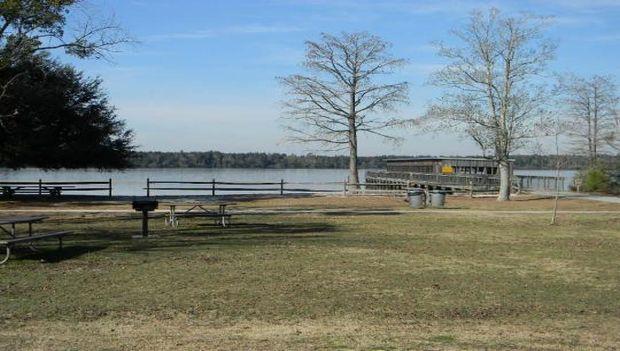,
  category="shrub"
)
[577,166,610,193]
